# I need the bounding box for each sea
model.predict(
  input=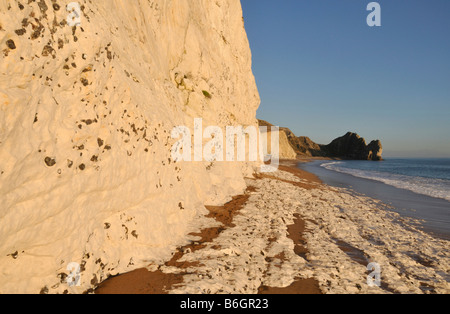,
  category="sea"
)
[298,158,450,241]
